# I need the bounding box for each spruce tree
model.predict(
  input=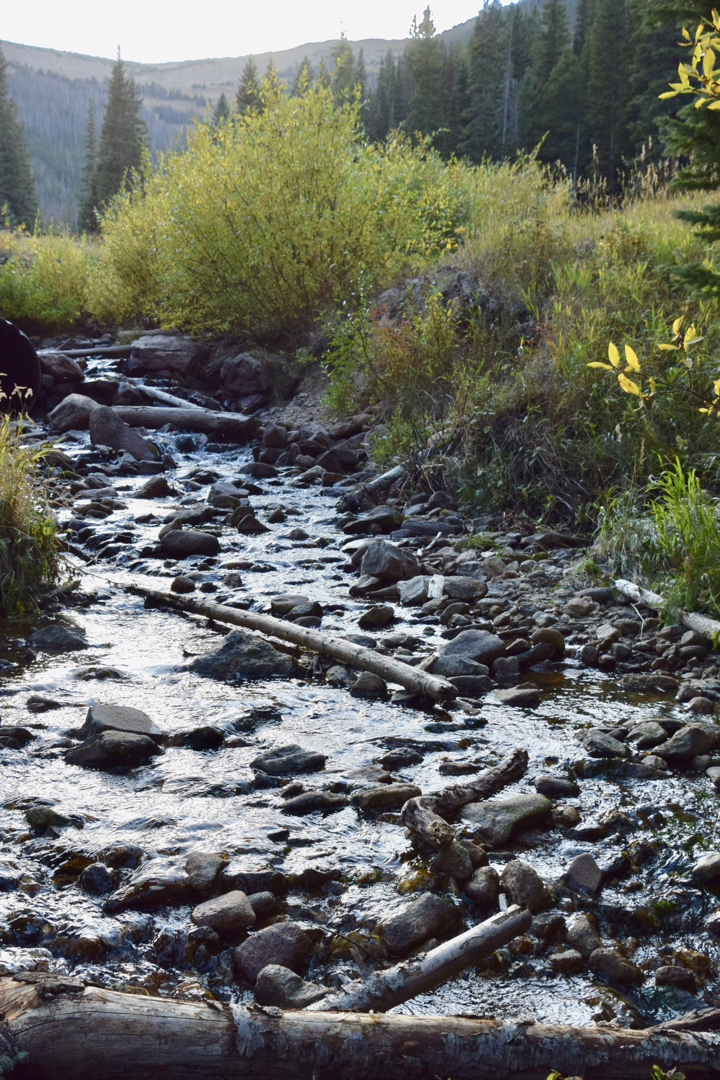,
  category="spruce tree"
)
[584,0,631,186]
[573,0,597,53]
[77,100,98,232]
[94,52,146,210]
[440,43,465,156]
[530,0,572,154]
[365,51,396,140]
[263,58,281,95]
[316,57,331,90]
[0,43,38,229]
[405,8,446,142]
[542,45,584,169]
[330,35,358,104]
[461,0,509,162]
[212,92,230,125]
[291,57,314,96]
[236,57,262,115]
